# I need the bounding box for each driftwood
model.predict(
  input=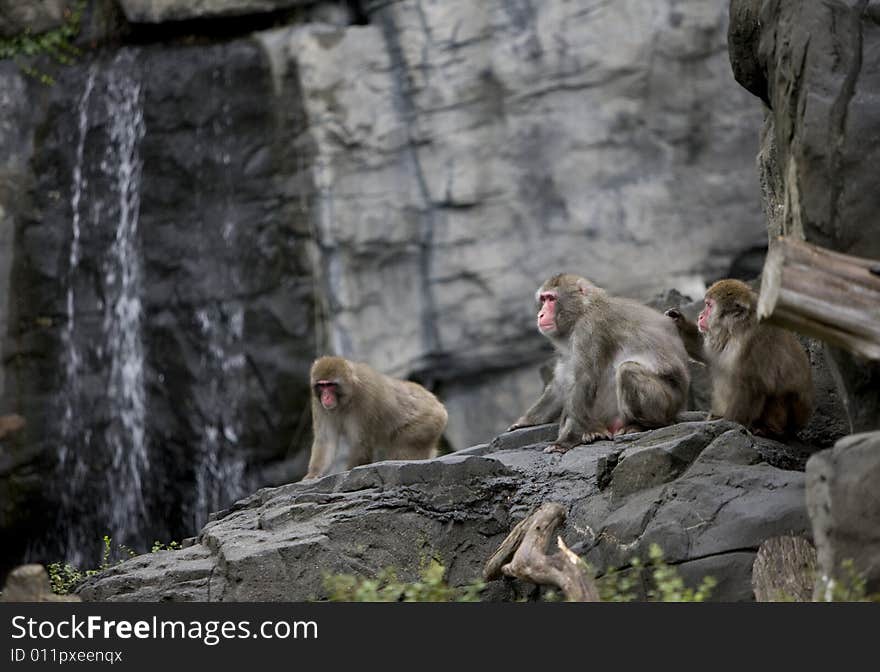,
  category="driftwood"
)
[484,502,599,602]
[758,237,880,360]
[751,536,817,602]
